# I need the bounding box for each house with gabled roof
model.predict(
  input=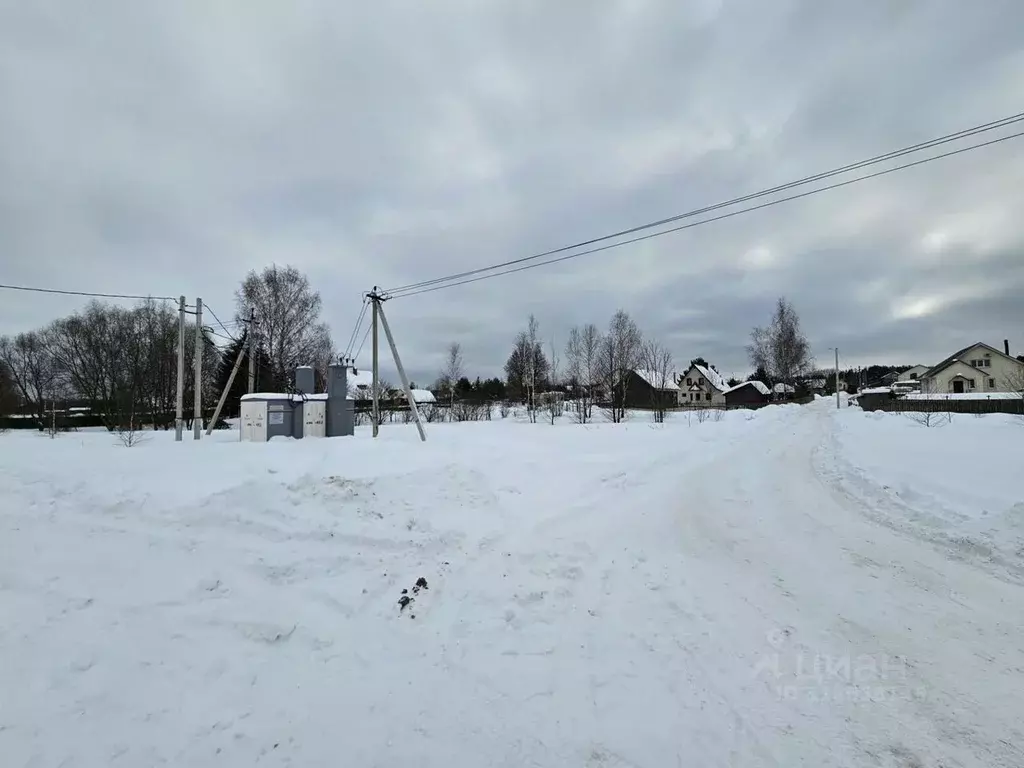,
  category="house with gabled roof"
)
[897,365,929,382]
[620,369,680,409]
[723,380,771,407]
[676,363,727,406]
[919,341,1023,395]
